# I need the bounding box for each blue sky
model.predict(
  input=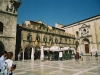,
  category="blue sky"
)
[17,0,100,26]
